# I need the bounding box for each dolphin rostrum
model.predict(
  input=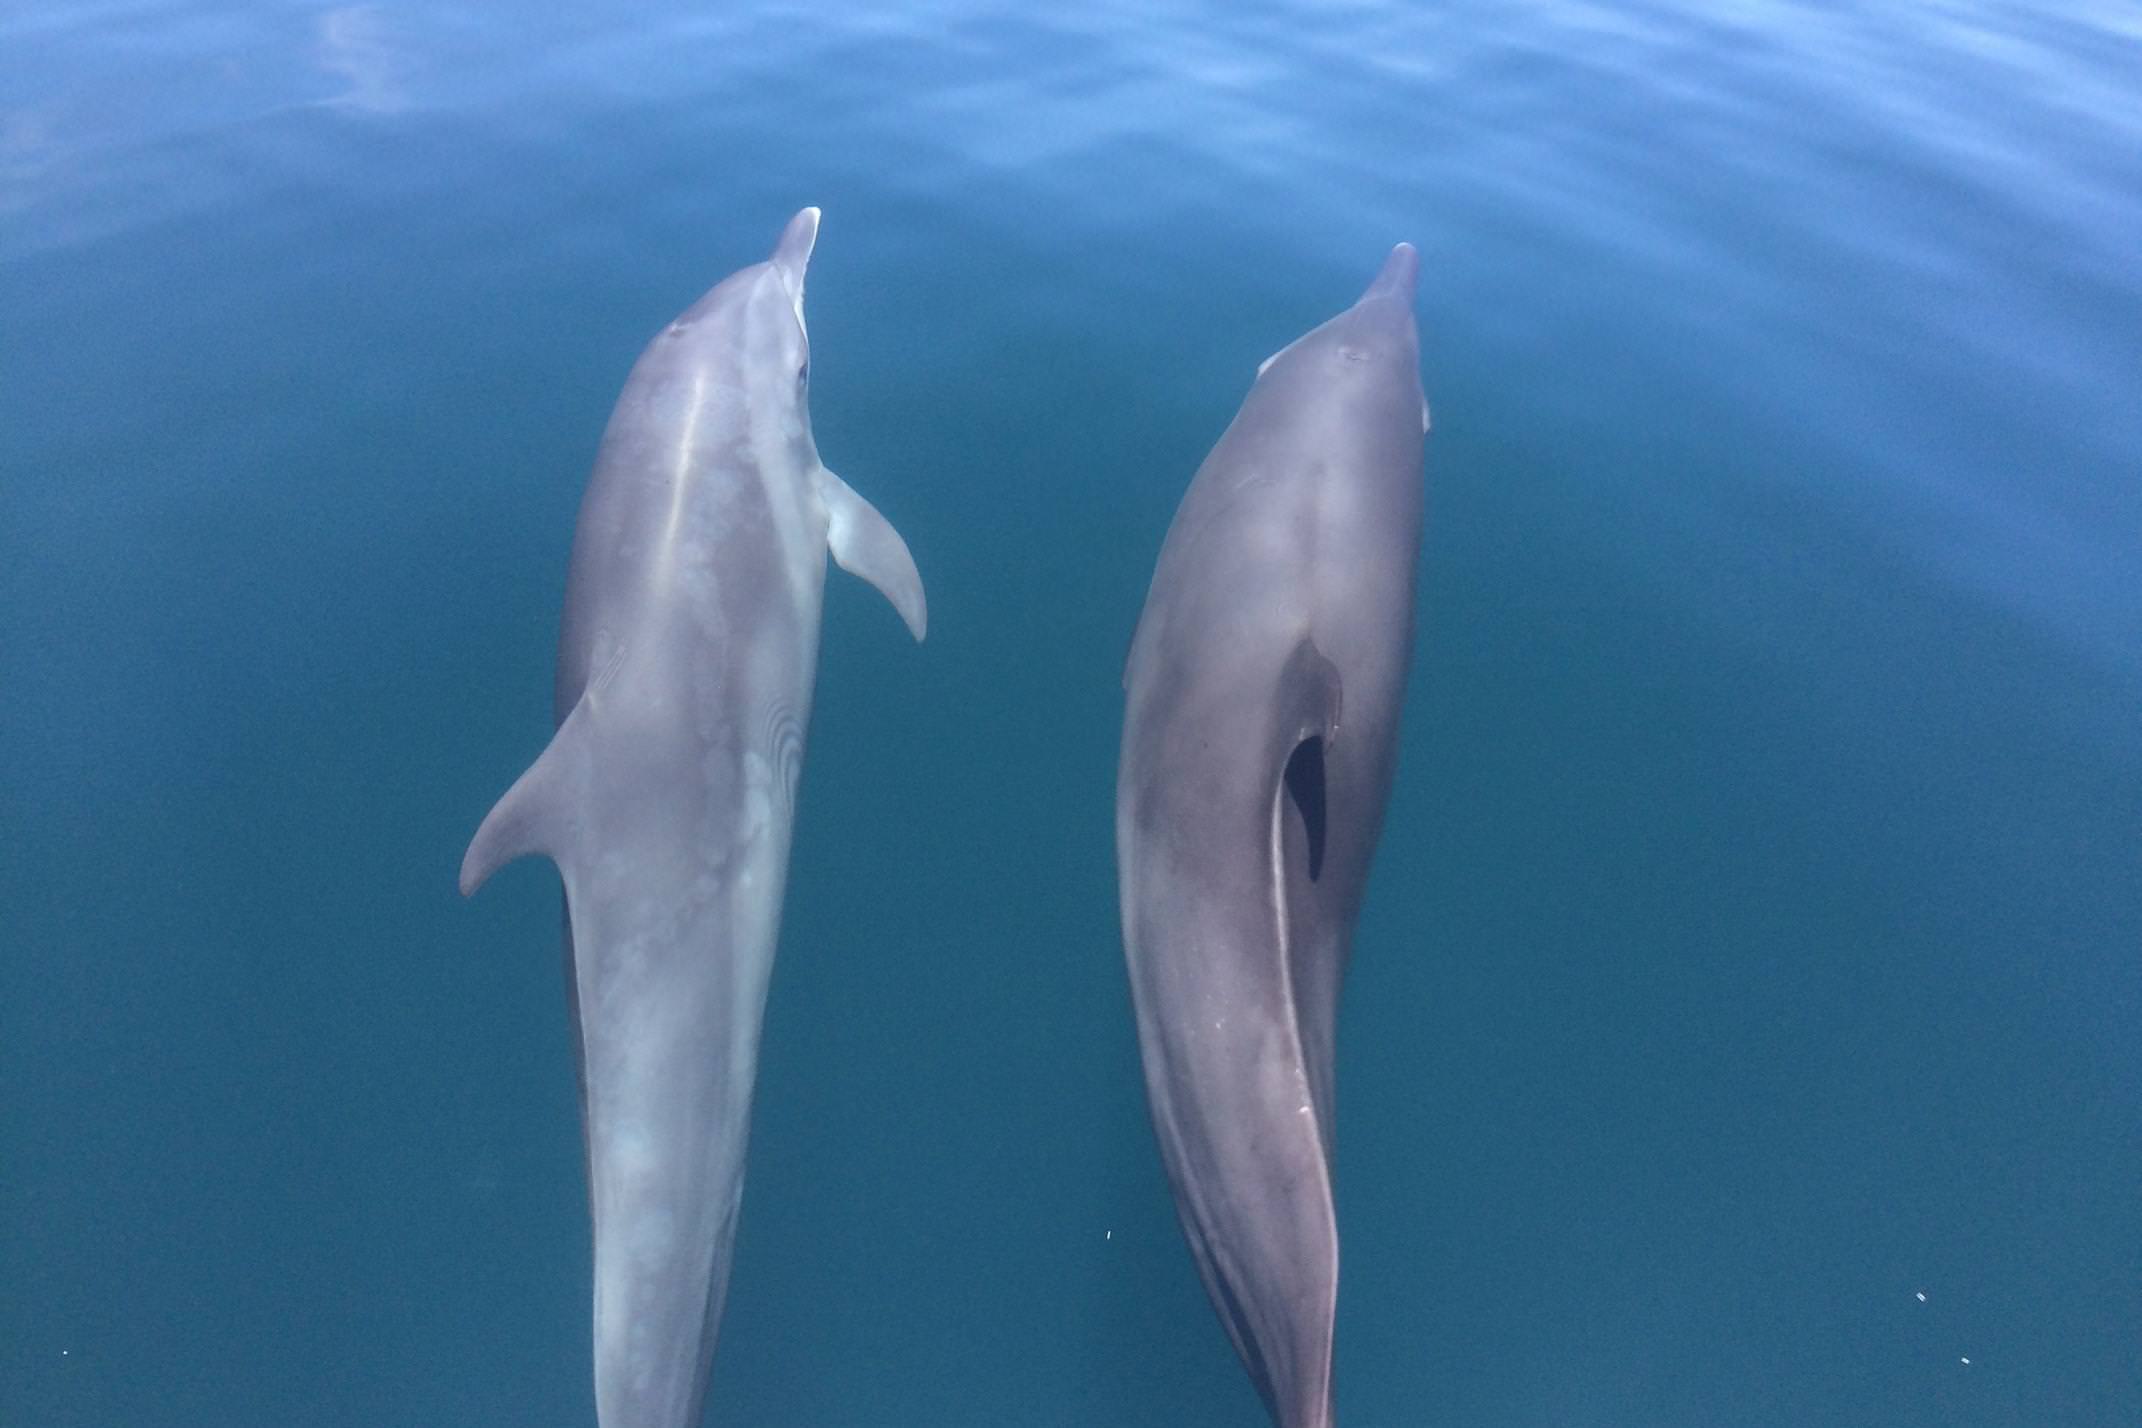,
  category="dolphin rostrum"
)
[459,208,926,1428]
[1116,245,1426,1428]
